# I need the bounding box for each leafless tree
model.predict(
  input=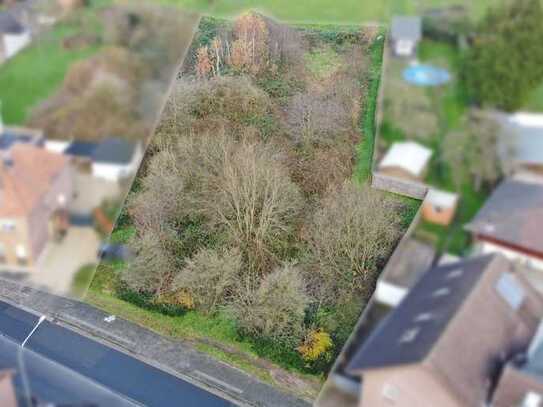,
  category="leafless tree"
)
[121,228,178,298]
[173,247,242,314]
[304,182,401,302]
[443,110,503,191]
[286,91,350,147]
[231,263,308,343]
